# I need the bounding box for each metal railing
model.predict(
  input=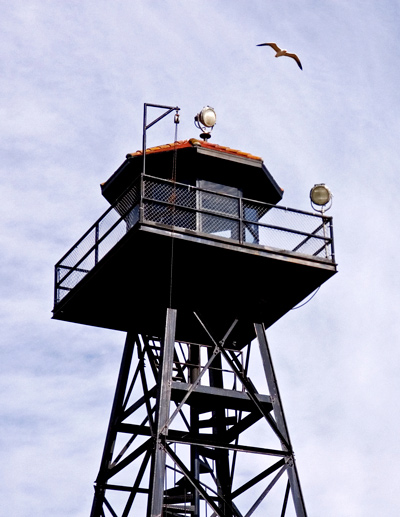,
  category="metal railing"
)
[54,174,334,305]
